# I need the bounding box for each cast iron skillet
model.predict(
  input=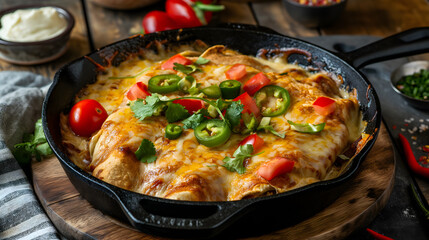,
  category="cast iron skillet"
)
[42,24,429,238]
